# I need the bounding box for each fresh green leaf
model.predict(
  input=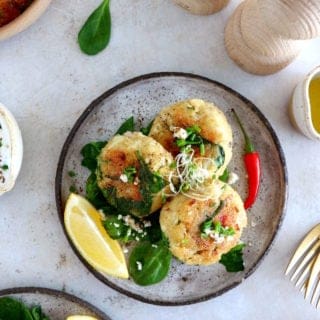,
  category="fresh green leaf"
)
[0,297,50,320]
[219,168,229,182]
[137,153,166,194]
[123,166,137,183]
[78,0,111,55]
[129,240,172,285]
[186,125,201,135]
[140,120,154,135]
[85,172,106,209]
[220,243,246,272]
[115,116,134,135]
[103,214,132,241]
[214,145,225,169]
[29,306,49,320]
[81,141,107,171]
[0,297,23,320]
